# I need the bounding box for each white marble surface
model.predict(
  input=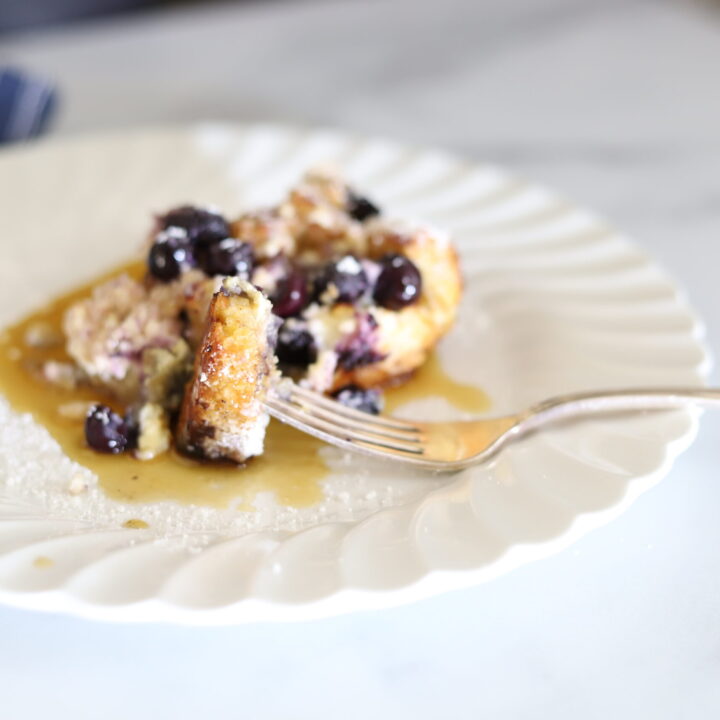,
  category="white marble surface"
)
[2,0,720,717]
